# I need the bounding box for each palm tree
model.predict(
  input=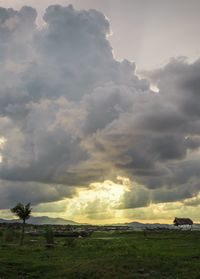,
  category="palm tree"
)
[11,203,32,245]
